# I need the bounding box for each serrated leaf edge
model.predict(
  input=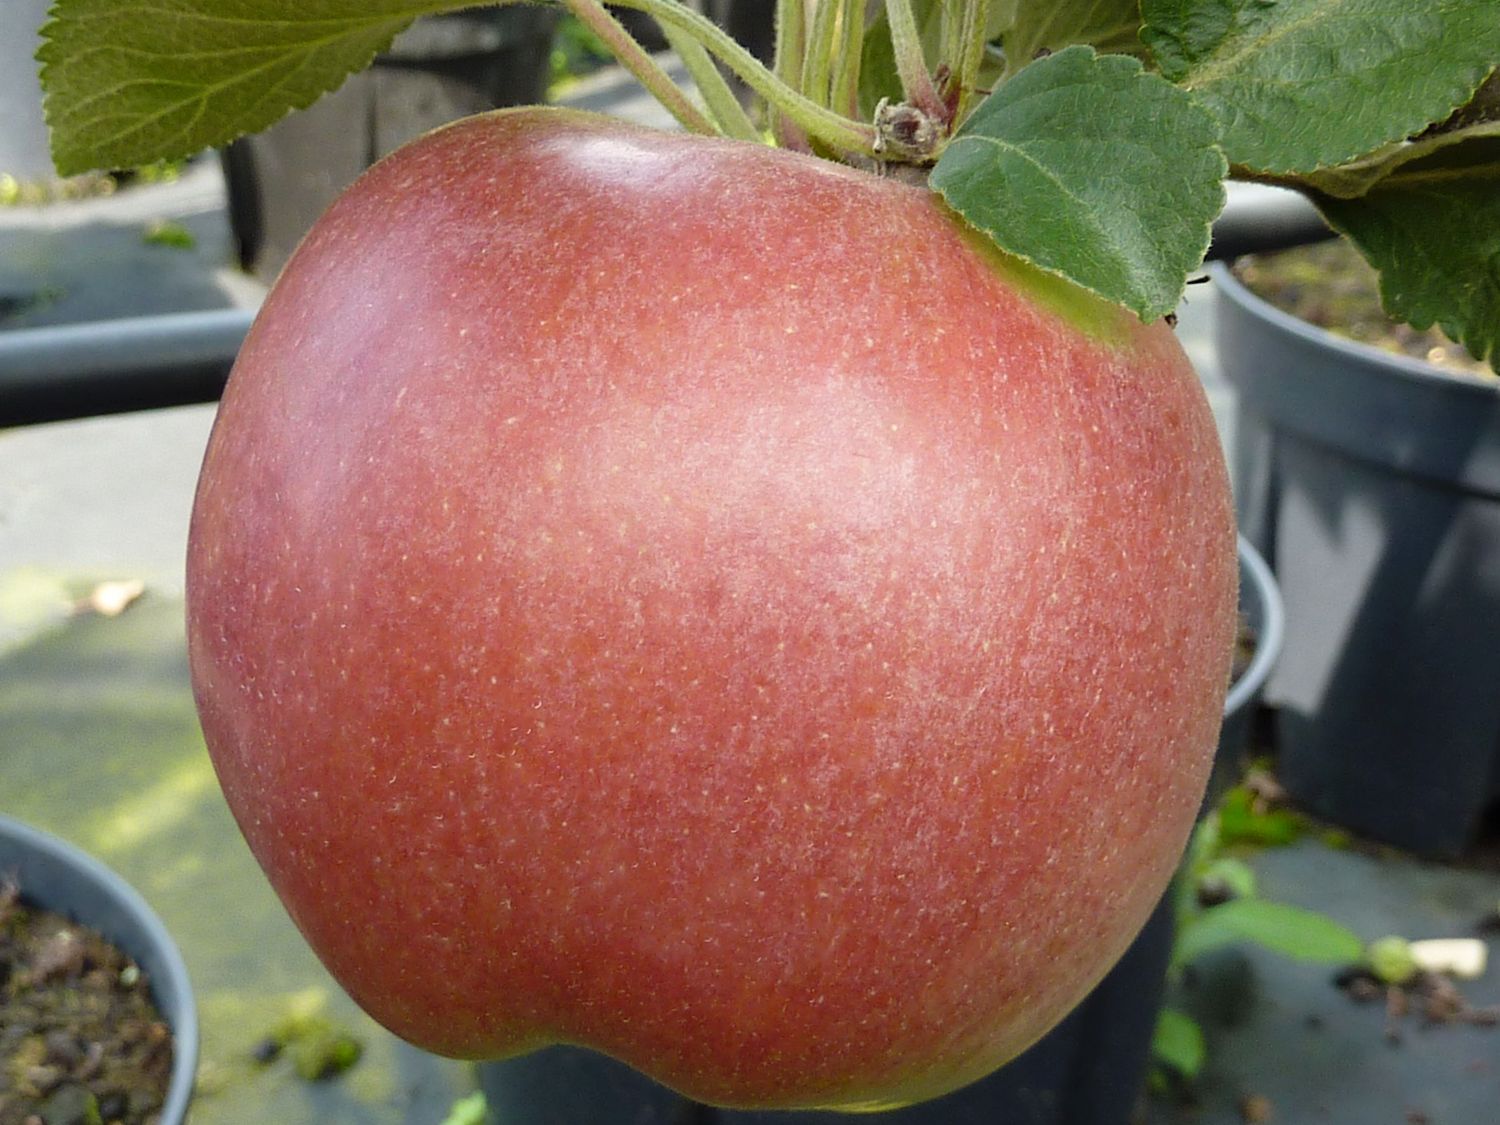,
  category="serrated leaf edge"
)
[1313,186,1500,371]
[935,47,1226,321]
[36,2,469,174]
[936,134,1208,321]
[1145,2,1500,175]
[1300,119,1500,199]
